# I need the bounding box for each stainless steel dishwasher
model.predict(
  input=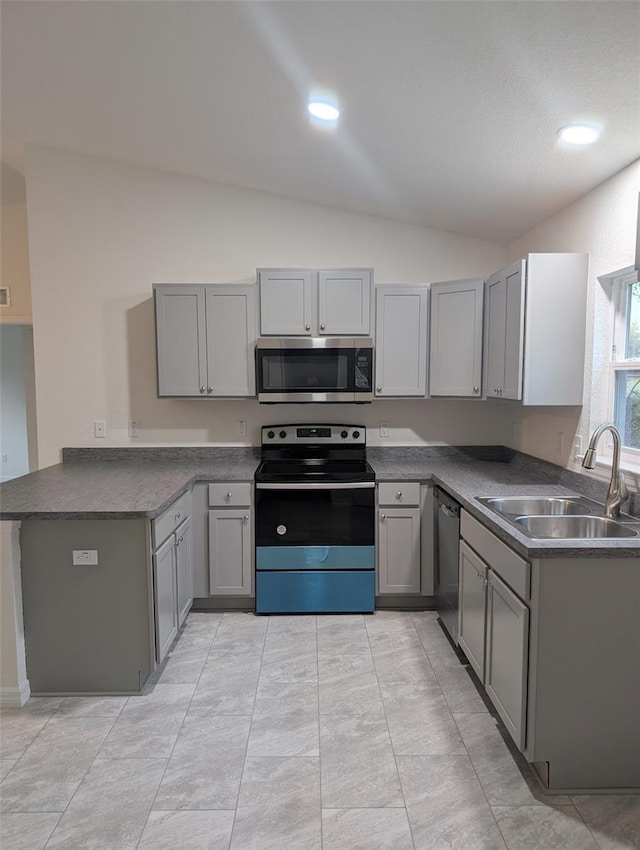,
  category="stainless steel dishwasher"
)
[433,486,461,643]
